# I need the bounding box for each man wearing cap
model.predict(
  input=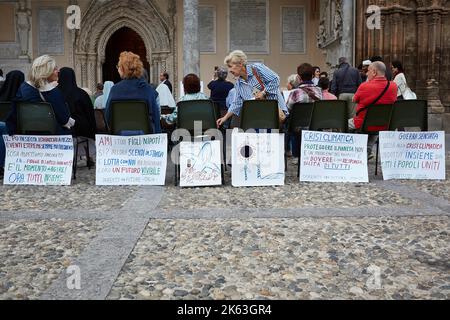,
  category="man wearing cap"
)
[361,60,371,82]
